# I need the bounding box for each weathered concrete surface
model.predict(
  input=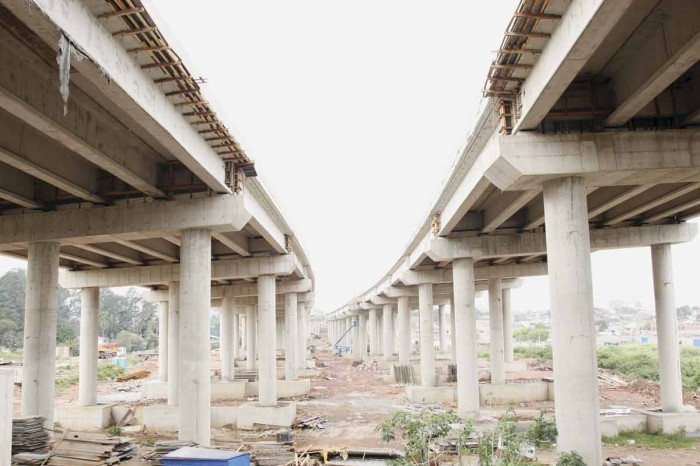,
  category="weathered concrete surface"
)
[177,229,212,445]
[143,380,247,401]
[78,287,99,406]
[245,379,311,398]
[639,409,700,434]
[544,176,601,466]
[236,401,296,430]
[21,242,60,429]
[55,404,113,431]
[651,244,684,413]
[0,371,12,466]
